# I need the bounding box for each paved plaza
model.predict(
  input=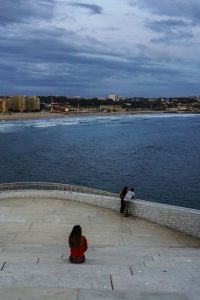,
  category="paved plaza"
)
[0,196,199,300]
